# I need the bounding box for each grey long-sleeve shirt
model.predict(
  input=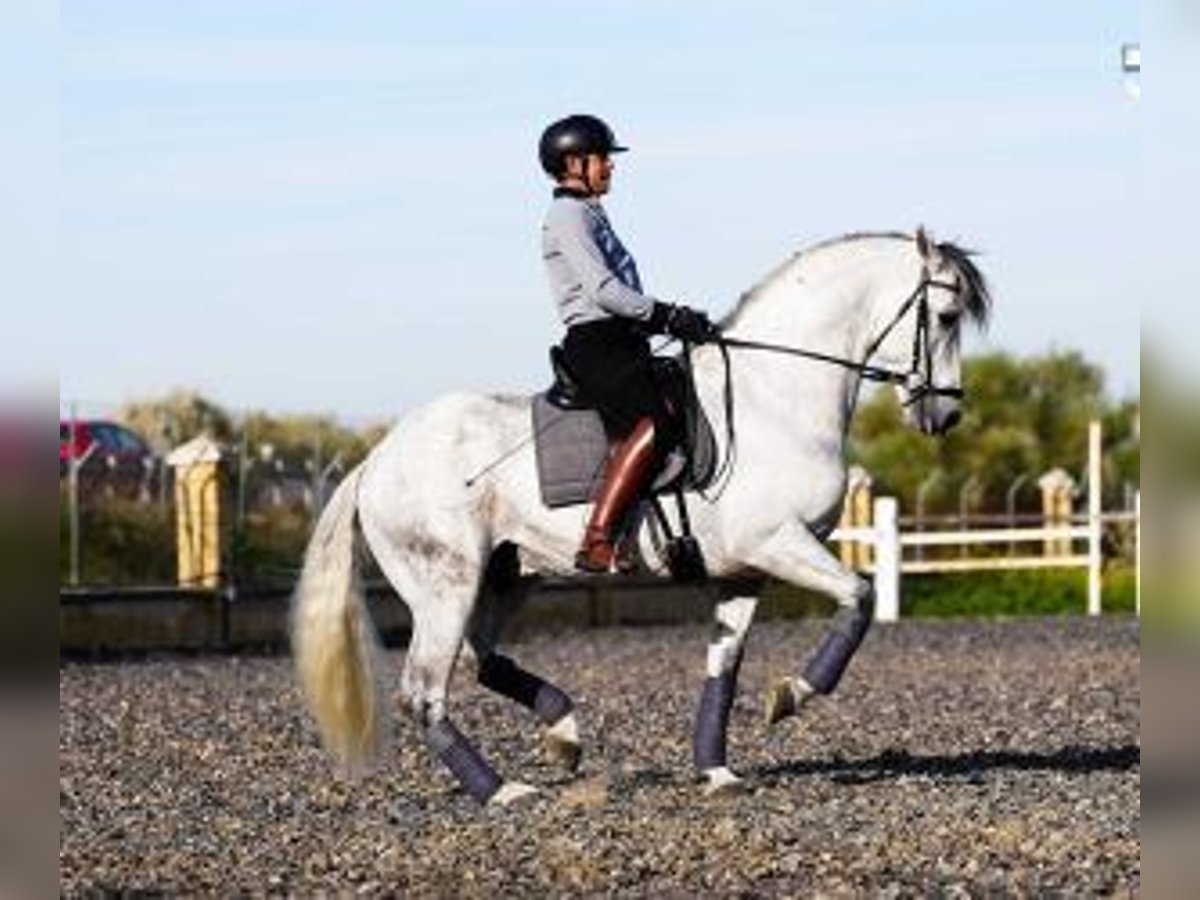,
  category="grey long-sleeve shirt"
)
[541,192,661,328]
